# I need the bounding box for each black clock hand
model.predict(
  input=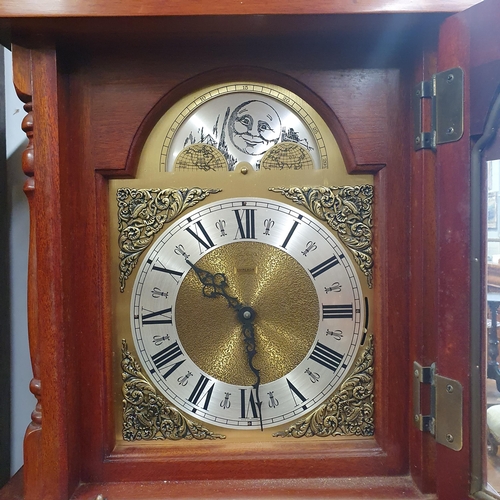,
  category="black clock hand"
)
[239,310,263,431]
[184,257,264,430]
[185,258,242,309]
